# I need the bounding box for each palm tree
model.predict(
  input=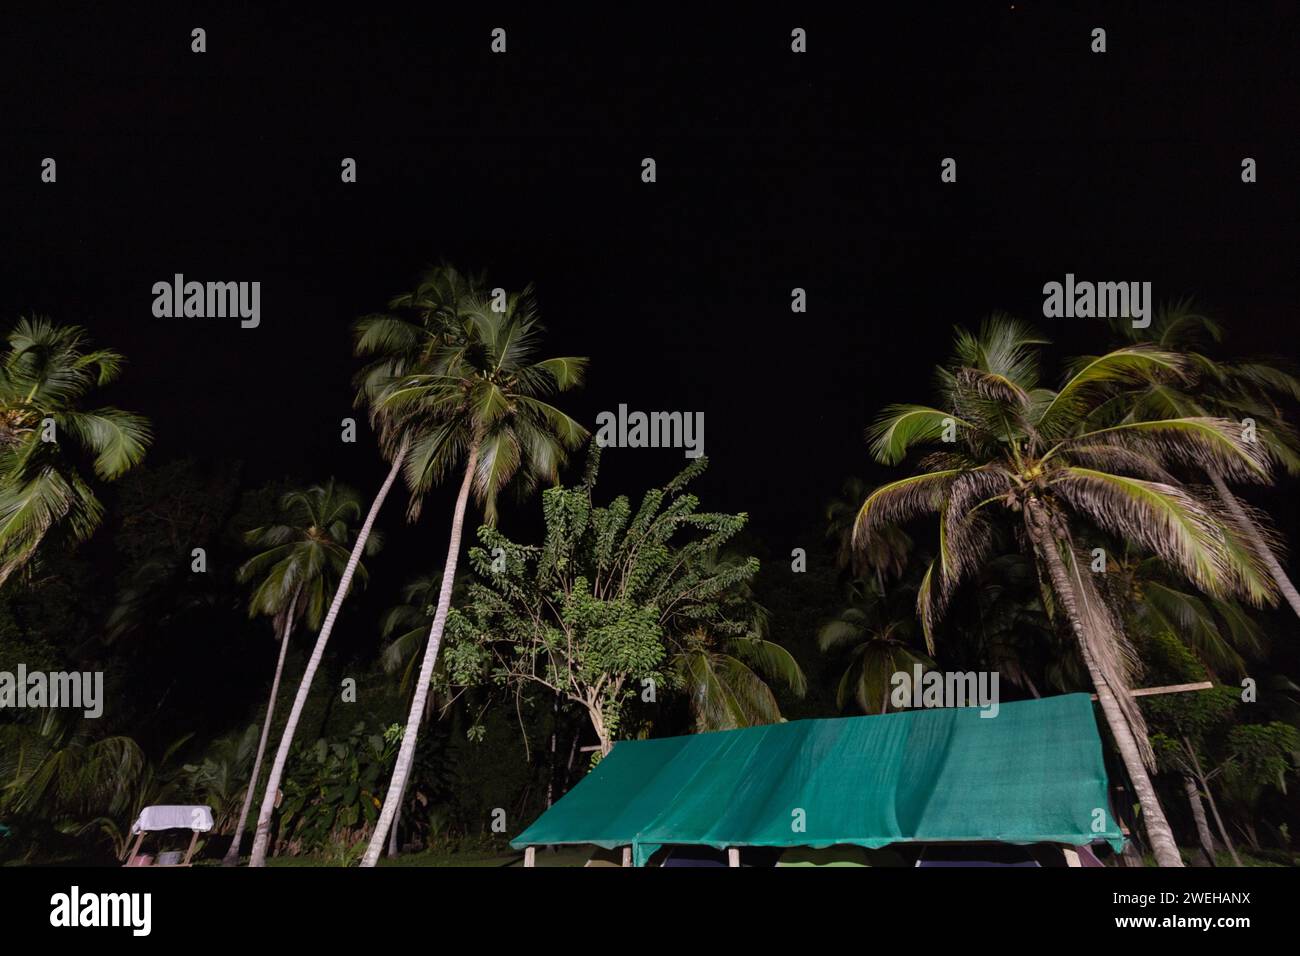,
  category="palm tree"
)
[818,576,931,714]
[248,266,478,867]
[1108,552,1264,866]
[673,629,808,730]
[377,570,459,858]
[0,317,151,587]
[826,477,912,582]
[1108,552,1264,681]
[0,710,144,829]
[671,553,807,730]
[1104,302,1300,619]
[359,284,588,866]
[854,315,1277,867]
[223,480,375,865]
